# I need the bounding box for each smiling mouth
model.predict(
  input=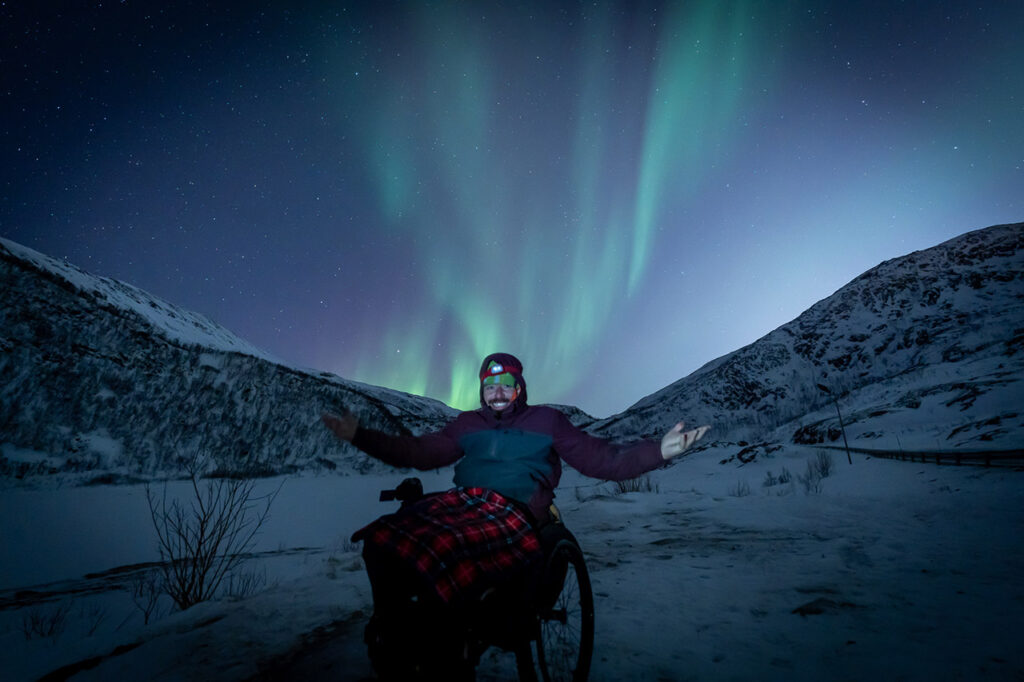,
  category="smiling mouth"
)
[490,400,510,409]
